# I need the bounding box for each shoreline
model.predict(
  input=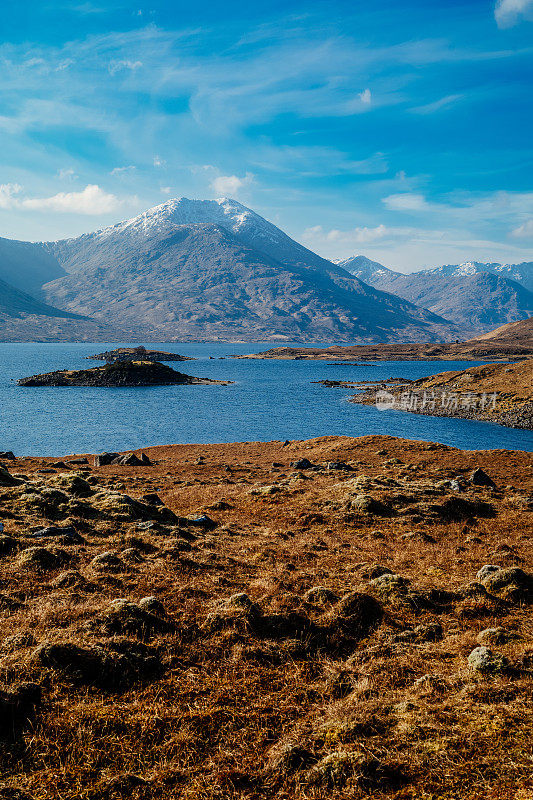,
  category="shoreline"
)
[343,359,533,431]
